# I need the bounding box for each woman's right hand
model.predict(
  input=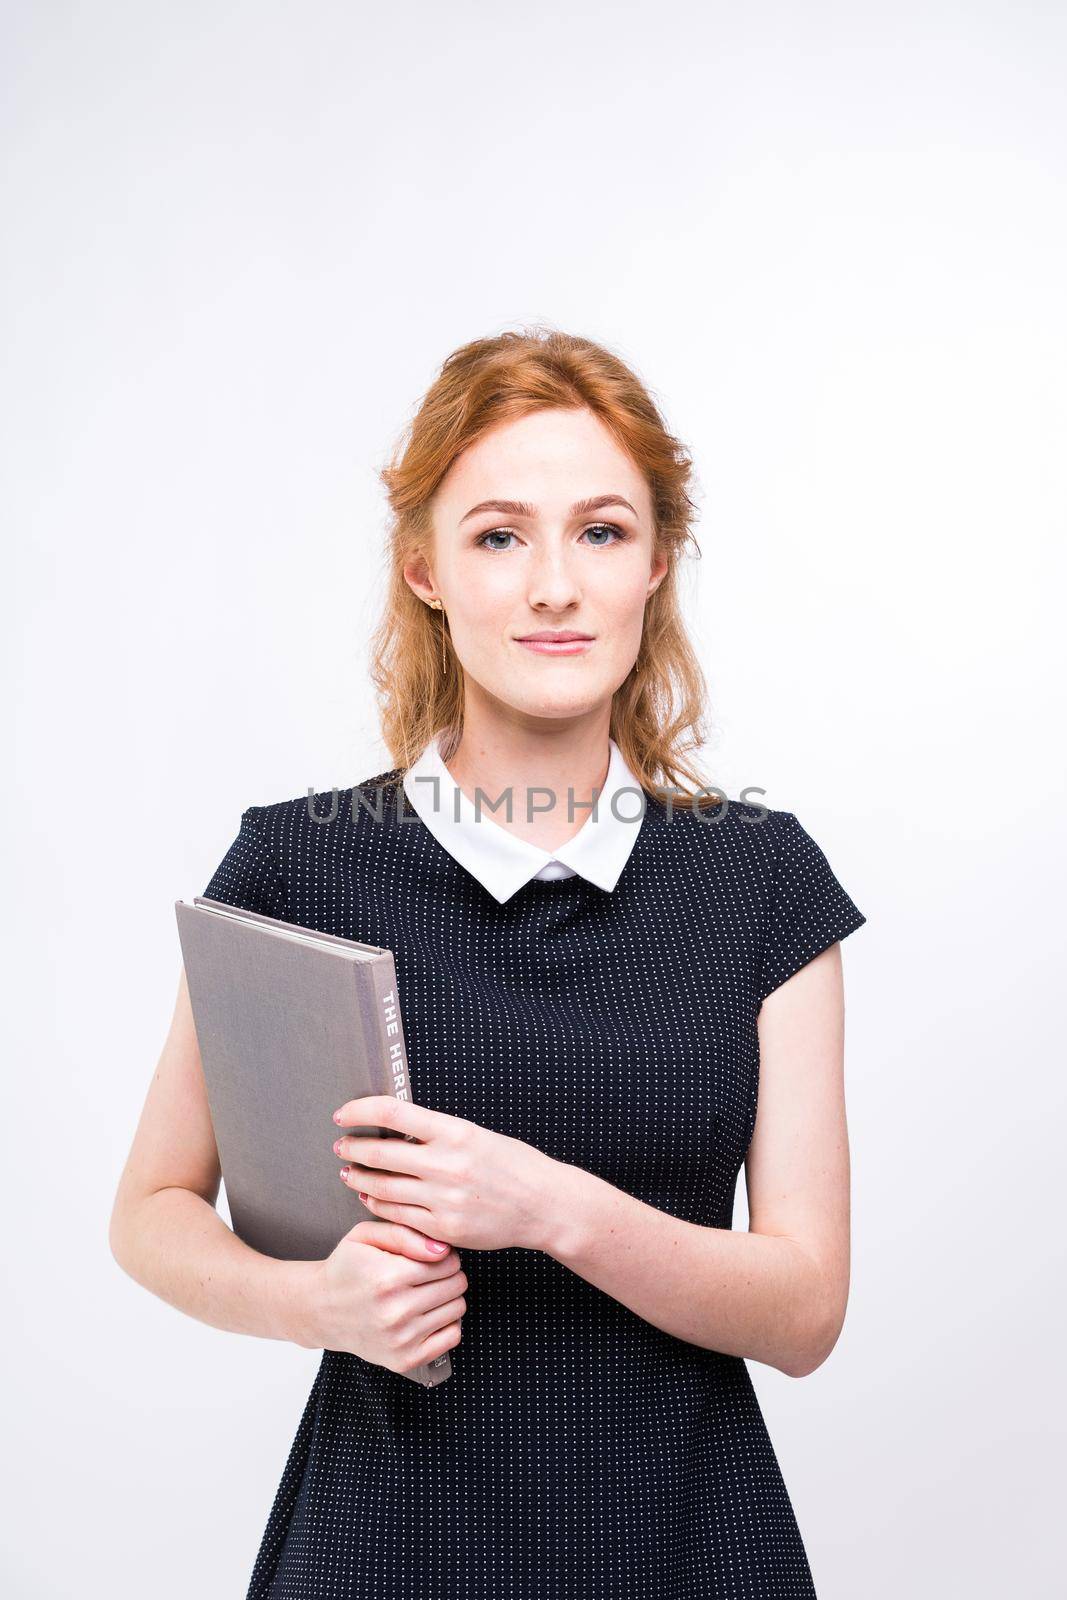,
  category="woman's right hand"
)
[305,1219,467,1374]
